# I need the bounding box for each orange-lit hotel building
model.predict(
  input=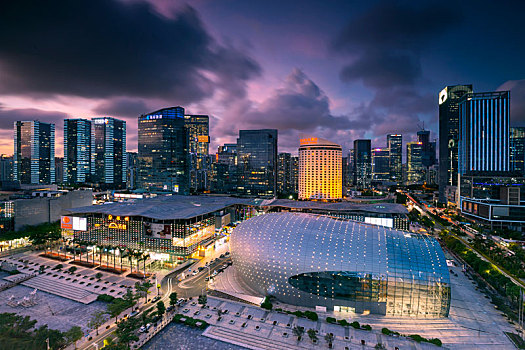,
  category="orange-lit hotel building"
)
[299,137,342,200]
